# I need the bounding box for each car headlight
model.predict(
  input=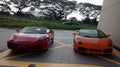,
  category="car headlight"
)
[77,38,82,45]
[108,39,113,46]
[39,36,46,40]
